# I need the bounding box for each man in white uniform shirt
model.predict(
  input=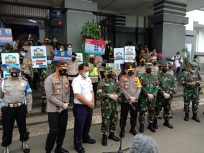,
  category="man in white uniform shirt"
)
[171,51,183,80]
[72,63,96,153]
